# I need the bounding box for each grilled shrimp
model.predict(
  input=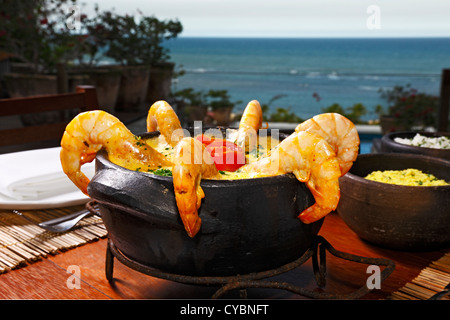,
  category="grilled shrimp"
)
[60,110,171,195]
[295,113,359,175]
[235,100,263,152]
[172,137,221,237]
[240,131,341,224]
[147,100,185,147]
